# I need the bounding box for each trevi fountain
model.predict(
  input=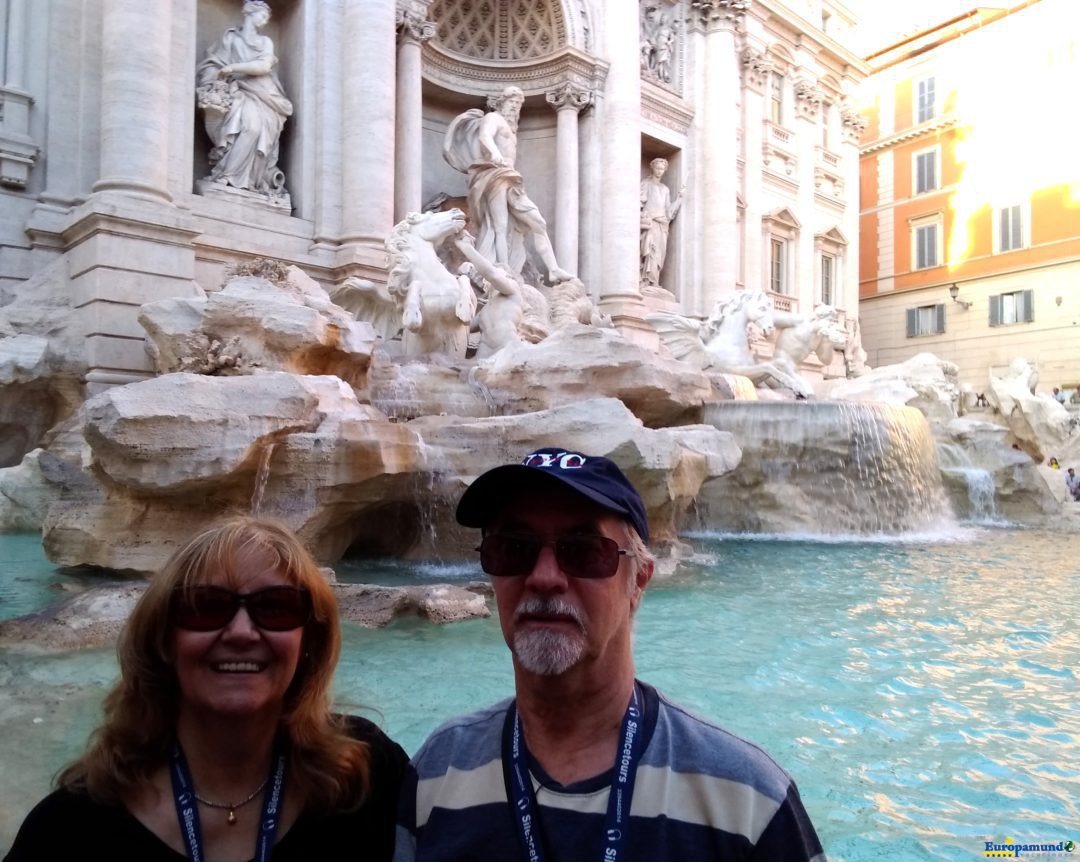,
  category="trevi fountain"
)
[0,1,1077,859]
